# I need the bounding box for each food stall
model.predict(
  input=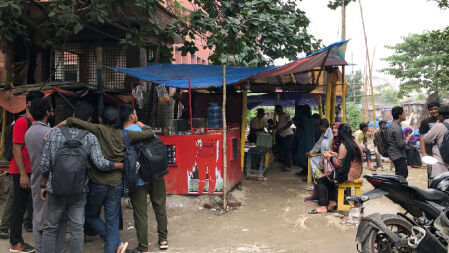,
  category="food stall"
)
[113,40,350,195]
